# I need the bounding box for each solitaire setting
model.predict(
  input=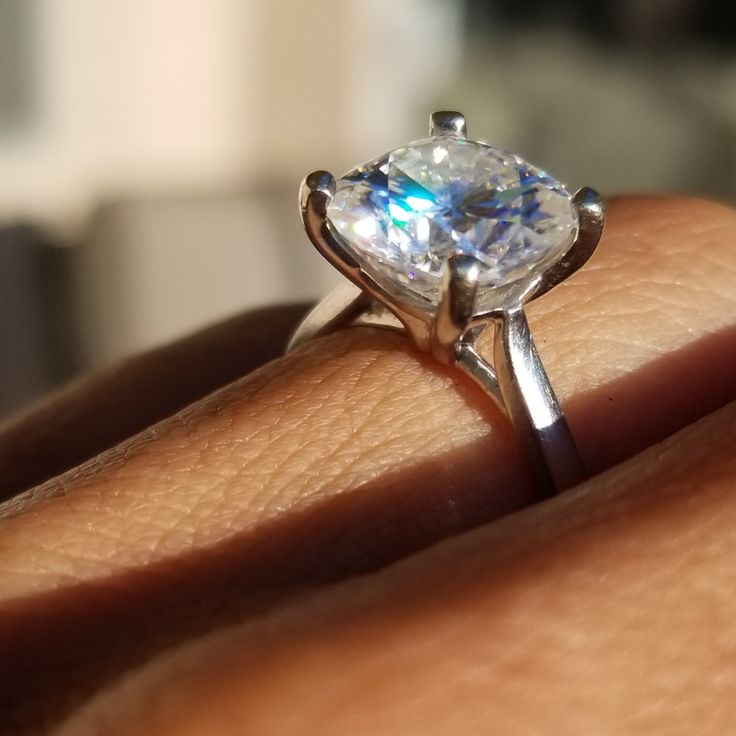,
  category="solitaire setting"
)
[290,112,605,497]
